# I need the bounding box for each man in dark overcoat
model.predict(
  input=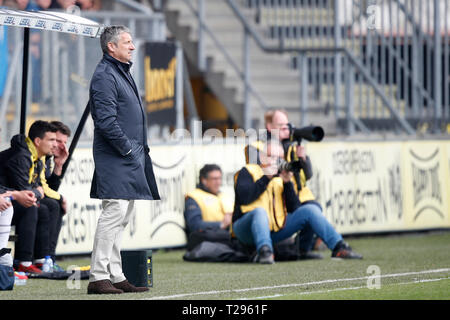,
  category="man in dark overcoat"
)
[87,25,160,295]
